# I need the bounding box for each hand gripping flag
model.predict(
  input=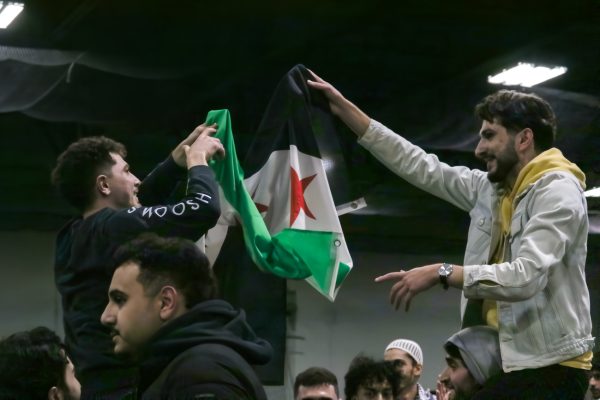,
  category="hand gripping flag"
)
[204,64,356,384]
